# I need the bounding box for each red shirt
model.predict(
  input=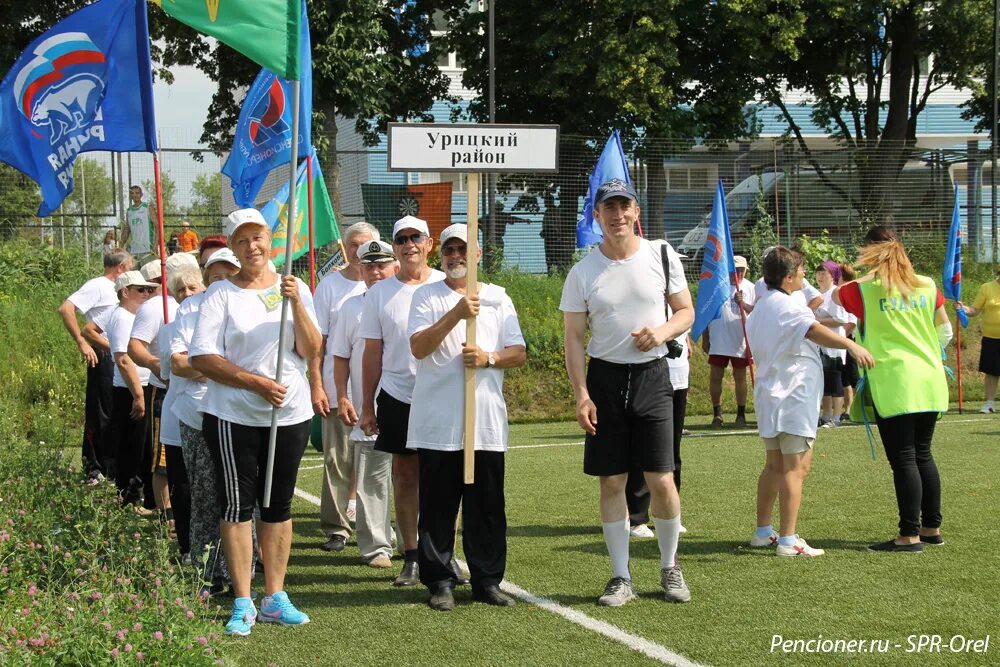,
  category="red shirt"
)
[838,281,944,328]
